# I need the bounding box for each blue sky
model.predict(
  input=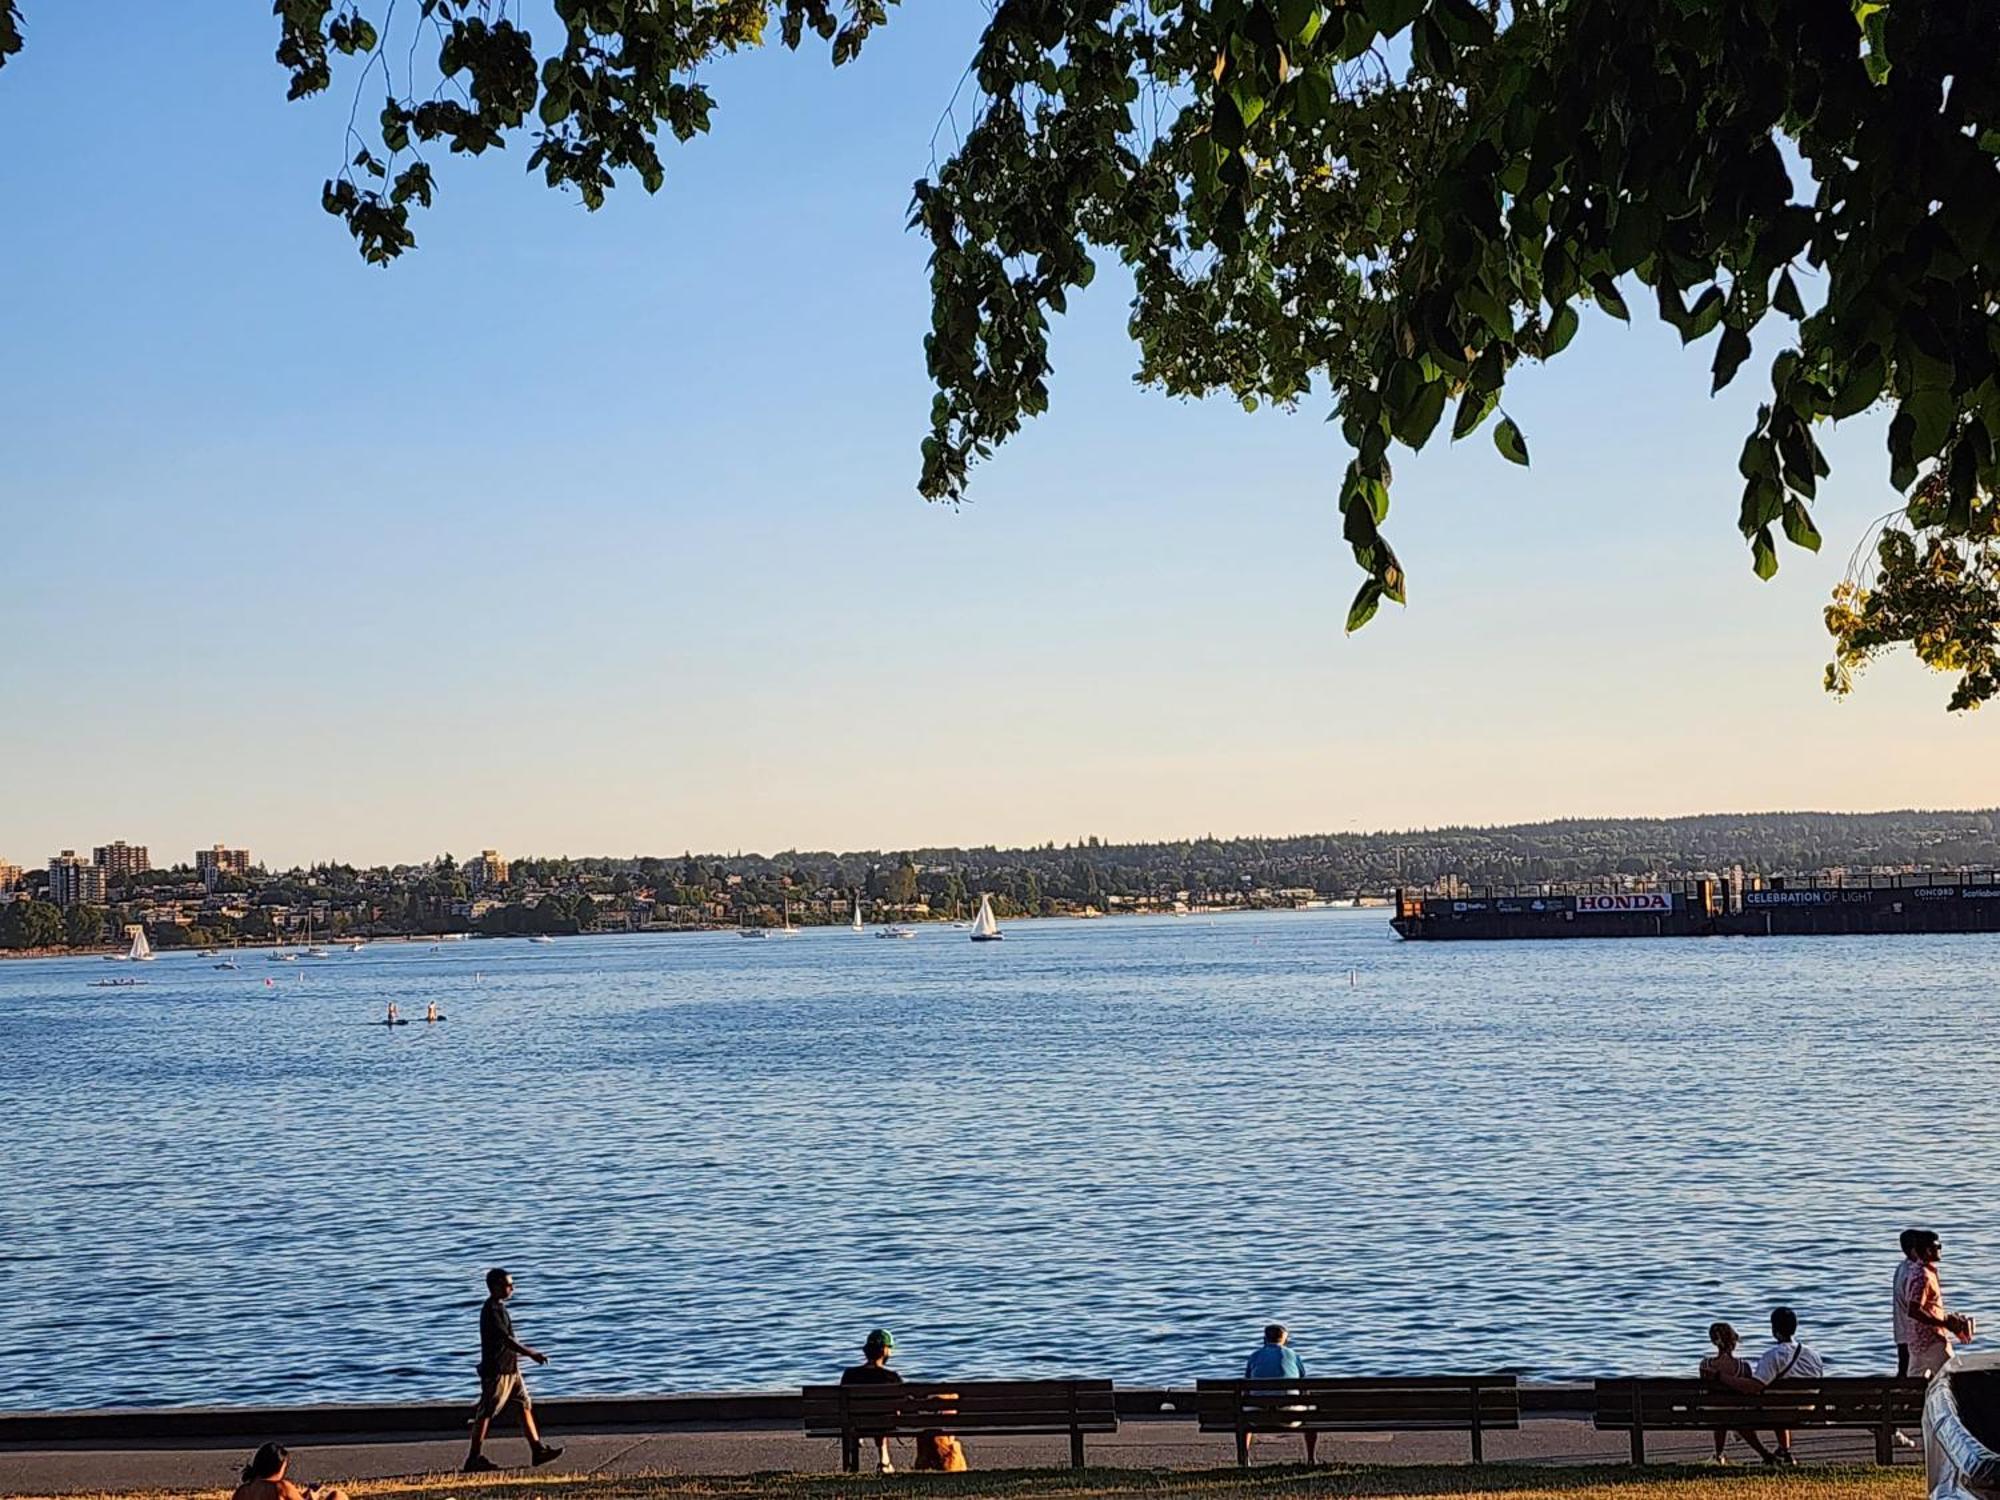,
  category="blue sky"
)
[1,3,1993,869]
